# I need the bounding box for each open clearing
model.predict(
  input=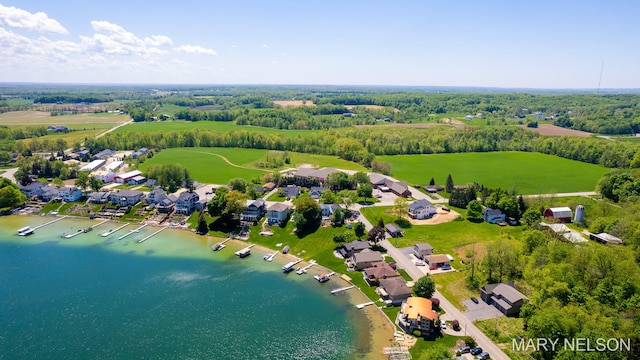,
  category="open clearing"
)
[0,111,129,126]
[378,151,610,194]
[519,123,593,137]
[273,100,316,108]
[344,104,400,112]
[139,147,366,183]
